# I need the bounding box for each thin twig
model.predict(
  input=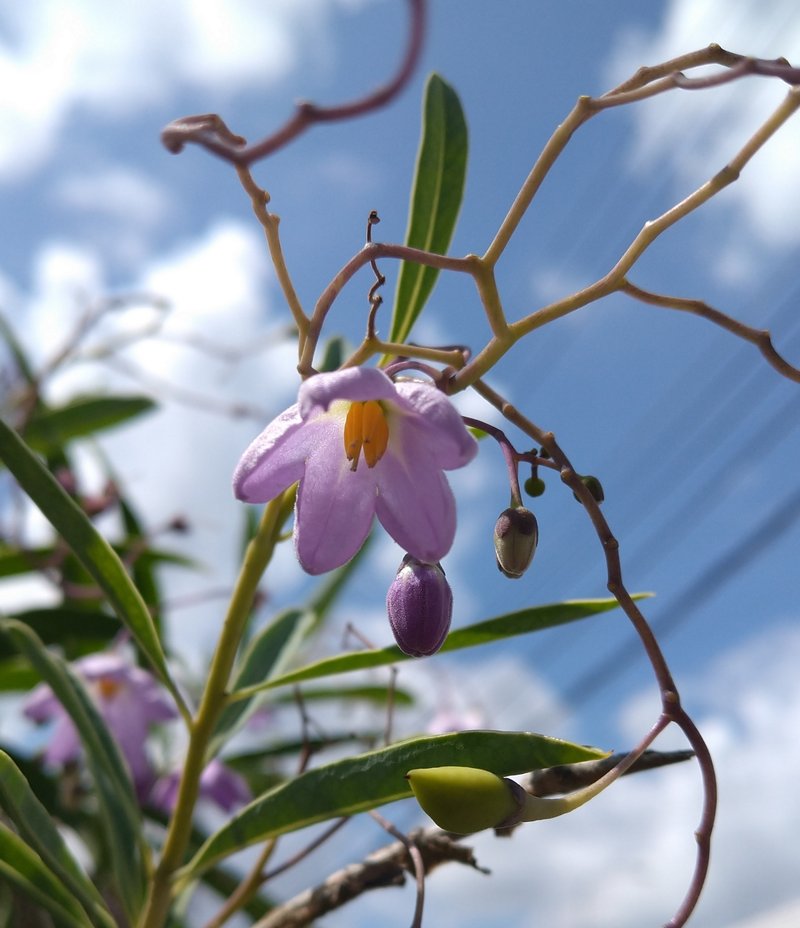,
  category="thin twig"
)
[160,0,426,165]
[621,280,800,383]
